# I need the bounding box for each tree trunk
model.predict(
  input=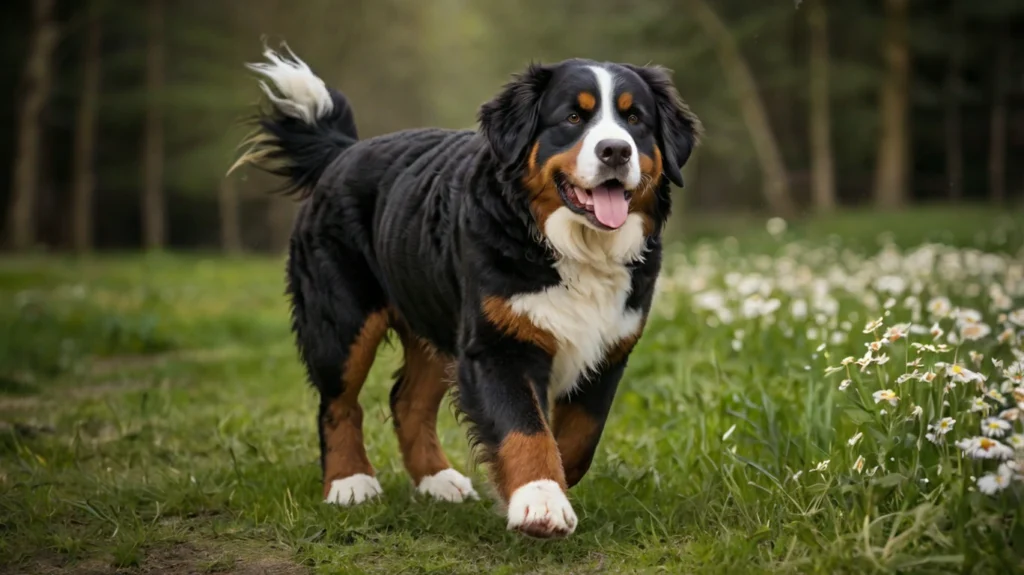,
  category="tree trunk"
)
[219,177,243,254]
[688,0,795,217]
[988,24,1010,206]
[943,0,963,201]
[266,198,295,254]
[141,0,166,250]
[807,0,836,212]
[873,0,910,209]
[6,0,58,250]
[72,4,102,253]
